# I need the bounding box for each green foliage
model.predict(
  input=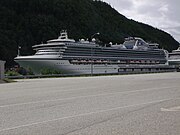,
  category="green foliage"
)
[3,78,16,83]
[41,68,62,75]
[27,69,34,75]
[0,0,179,67]
[5,71,20,76]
